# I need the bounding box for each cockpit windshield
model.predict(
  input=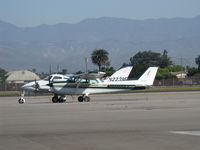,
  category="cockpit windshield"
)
[43,75,52,81]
